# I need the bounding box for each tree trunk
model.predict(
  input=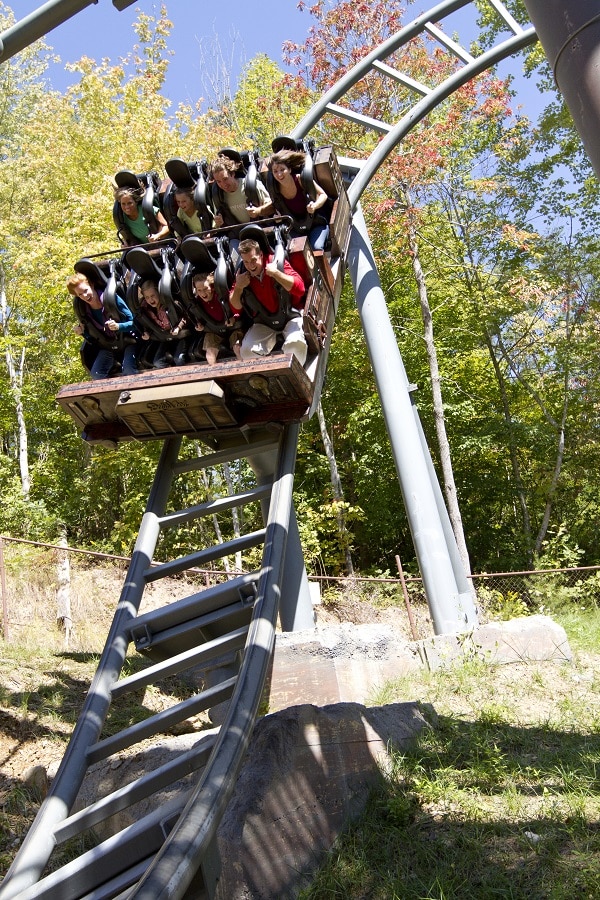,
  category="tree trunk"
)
[56,532,72,649]
[0,265,30,499]
[200,467,230,574]
[489,322,570,558]
[484,330,533,563]
[316,401,354,575]
[404,204,472,577]
[222,460,243,574]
